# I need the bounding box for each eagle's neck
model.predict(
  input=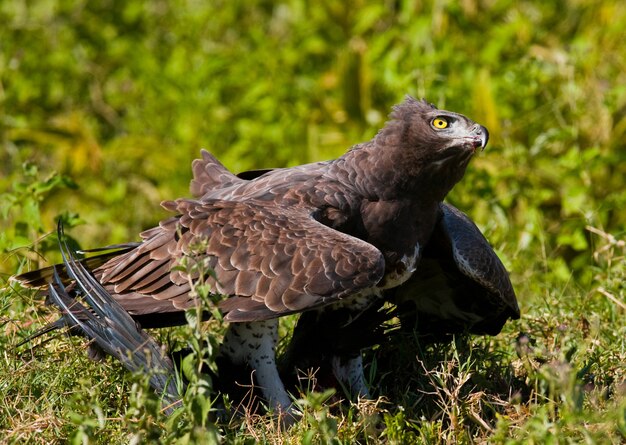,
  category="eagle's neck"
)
[339,140,471,204]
